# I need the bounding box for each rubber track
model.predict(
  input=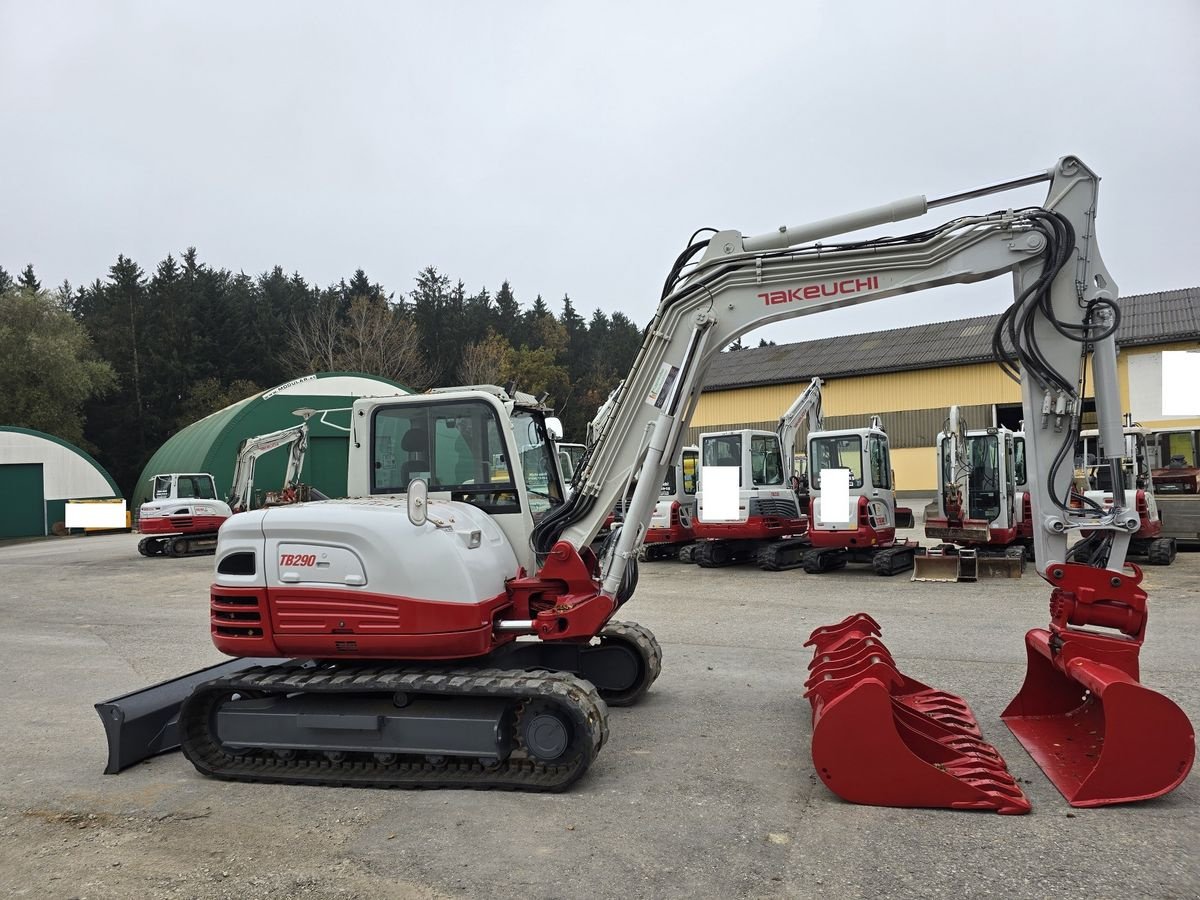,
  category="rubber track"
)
[756,537,810,571]
[179,665,609,792]
[600,620,663,705]
[167,535,219,558]
[871,545,917,576]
